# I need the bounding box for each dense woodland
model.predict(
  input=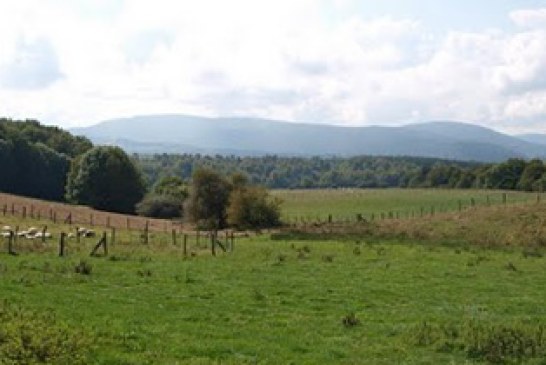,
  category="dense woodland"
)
[136,154,546,192]
[0,118,92,201]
